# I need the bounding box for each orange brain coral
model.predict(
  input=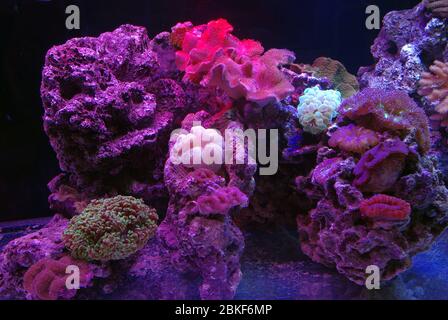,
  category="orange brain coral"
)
[329,124,379,154]
[360,194,411,221]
